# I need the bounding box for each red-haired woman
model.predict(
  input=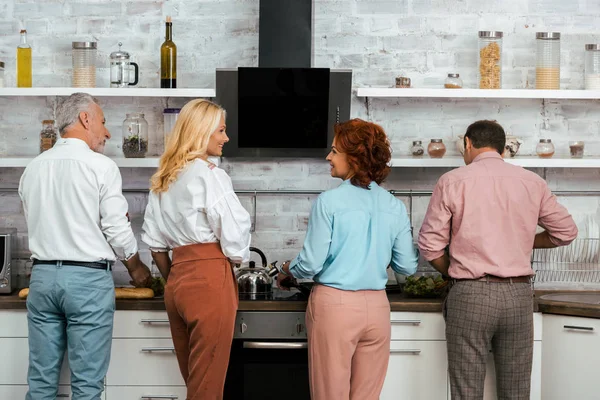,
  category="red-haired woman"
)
[277,118,419,400]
